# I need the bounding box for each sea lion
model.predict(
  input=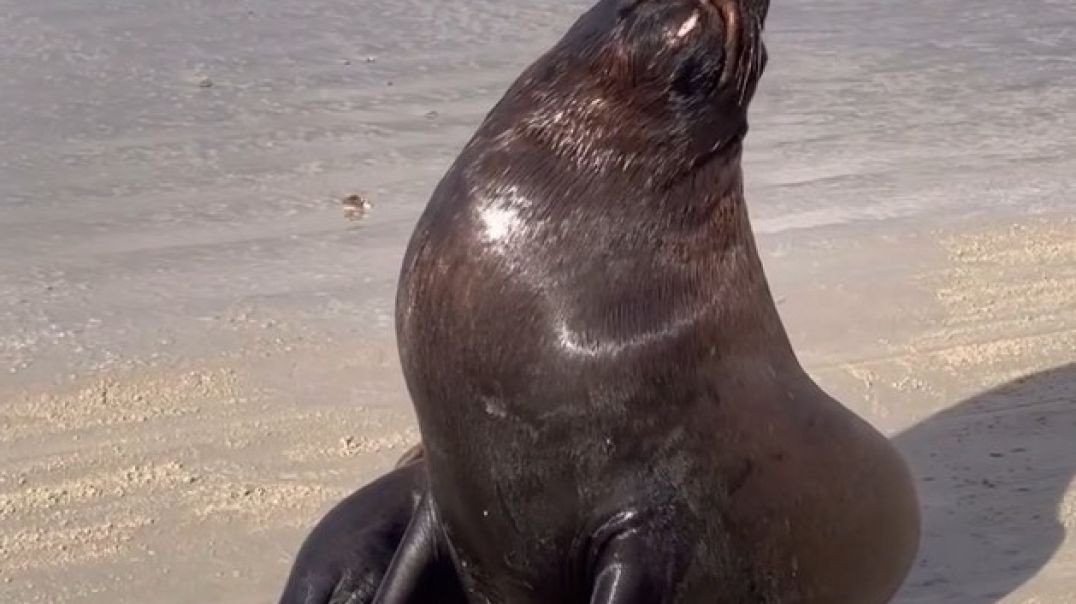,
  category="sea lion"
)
[382,0,921,602]
[278,448,466,604]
